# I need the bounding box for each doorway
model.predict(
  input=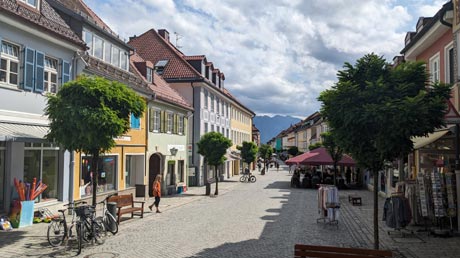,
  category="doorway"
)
[149,153,162,197]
